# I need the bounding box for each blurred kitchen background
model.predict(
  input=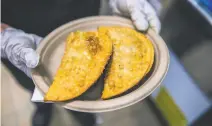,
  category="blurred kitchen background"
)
[1,0,212,126]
